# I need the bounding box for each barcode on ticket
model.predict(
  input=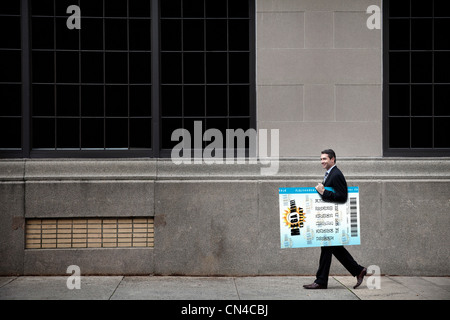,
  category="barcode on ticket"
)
[350,197,358,237]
